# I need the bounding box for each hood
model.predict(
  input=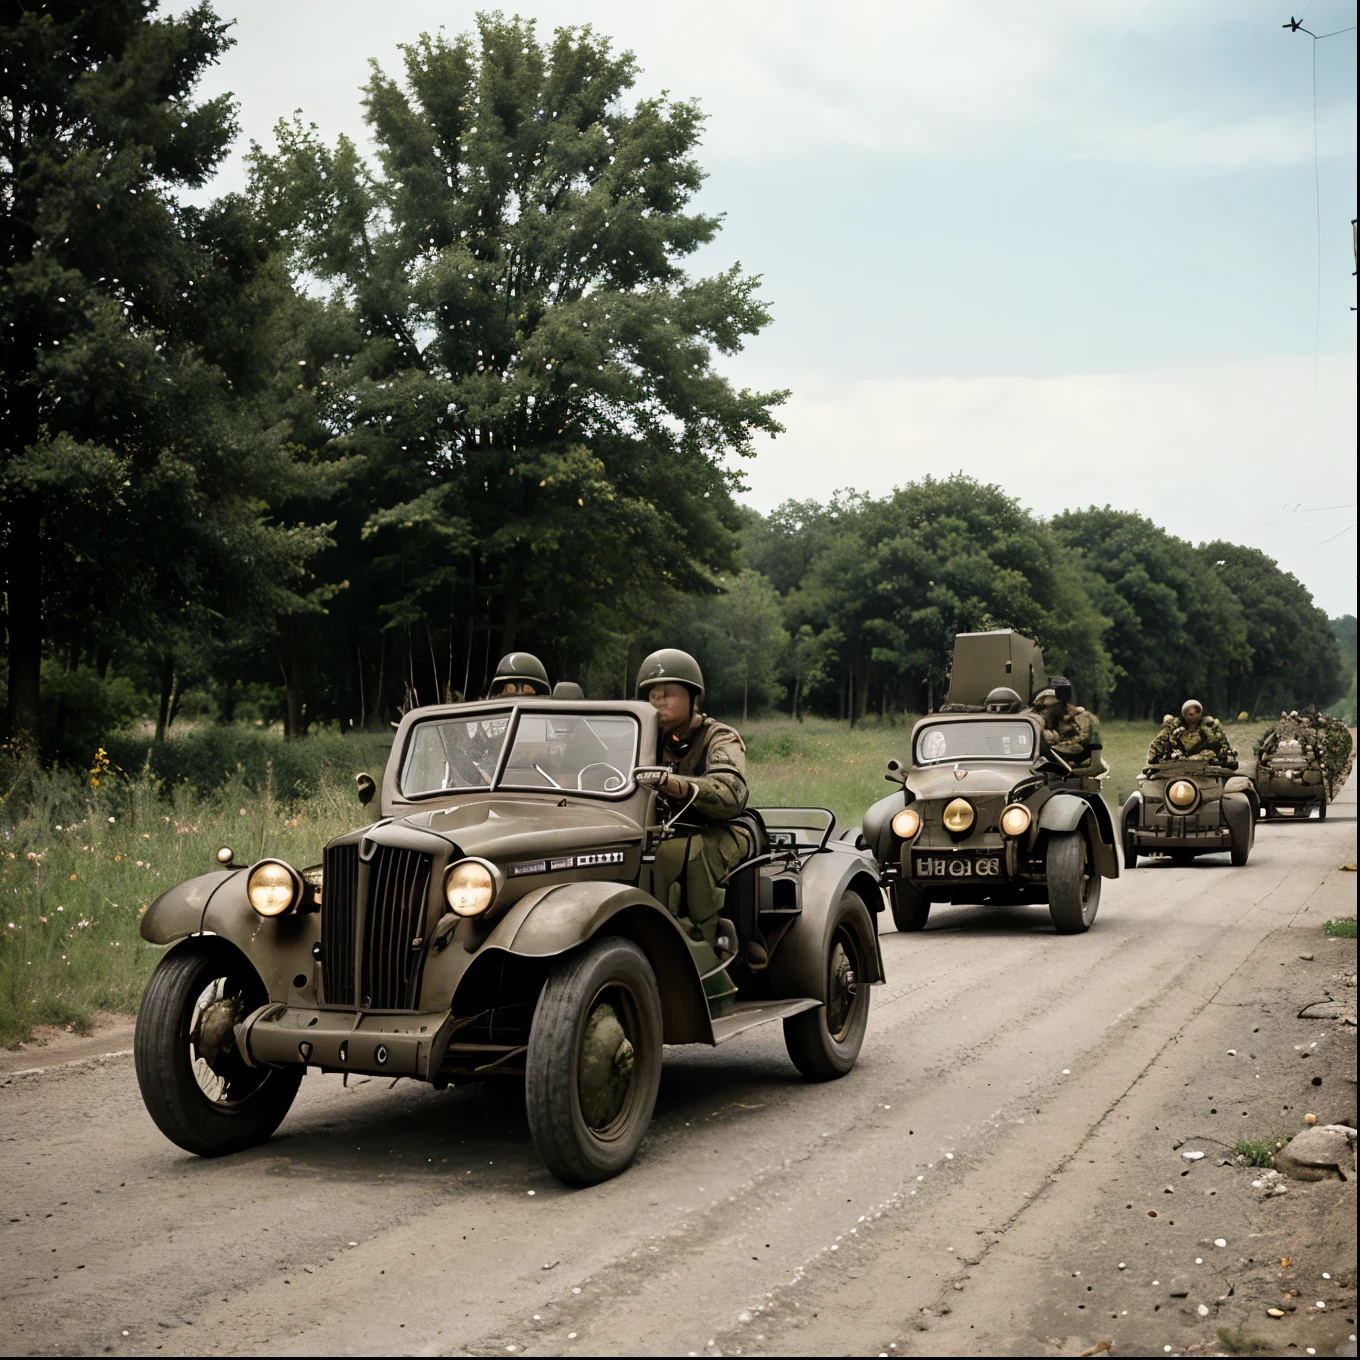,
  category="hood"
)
[402,796,643,863]
[908,763,1029,802]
